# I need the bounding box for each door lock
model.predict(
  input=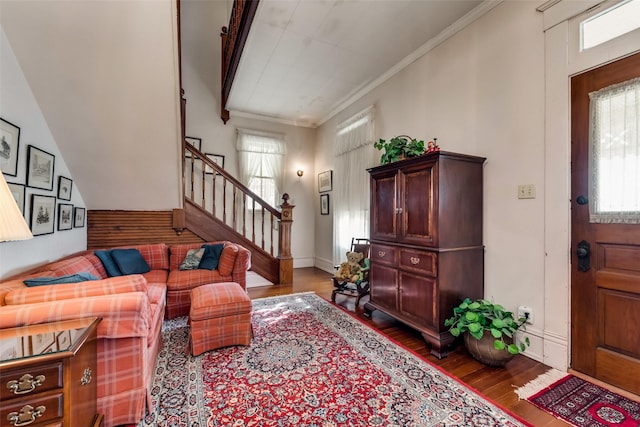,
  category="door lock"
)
[576,240,591,272]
